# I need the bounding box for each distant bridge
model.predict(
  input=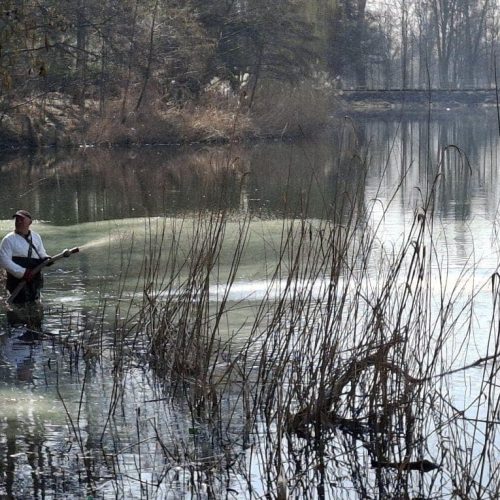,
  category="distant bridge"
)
[340,88,498,105]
